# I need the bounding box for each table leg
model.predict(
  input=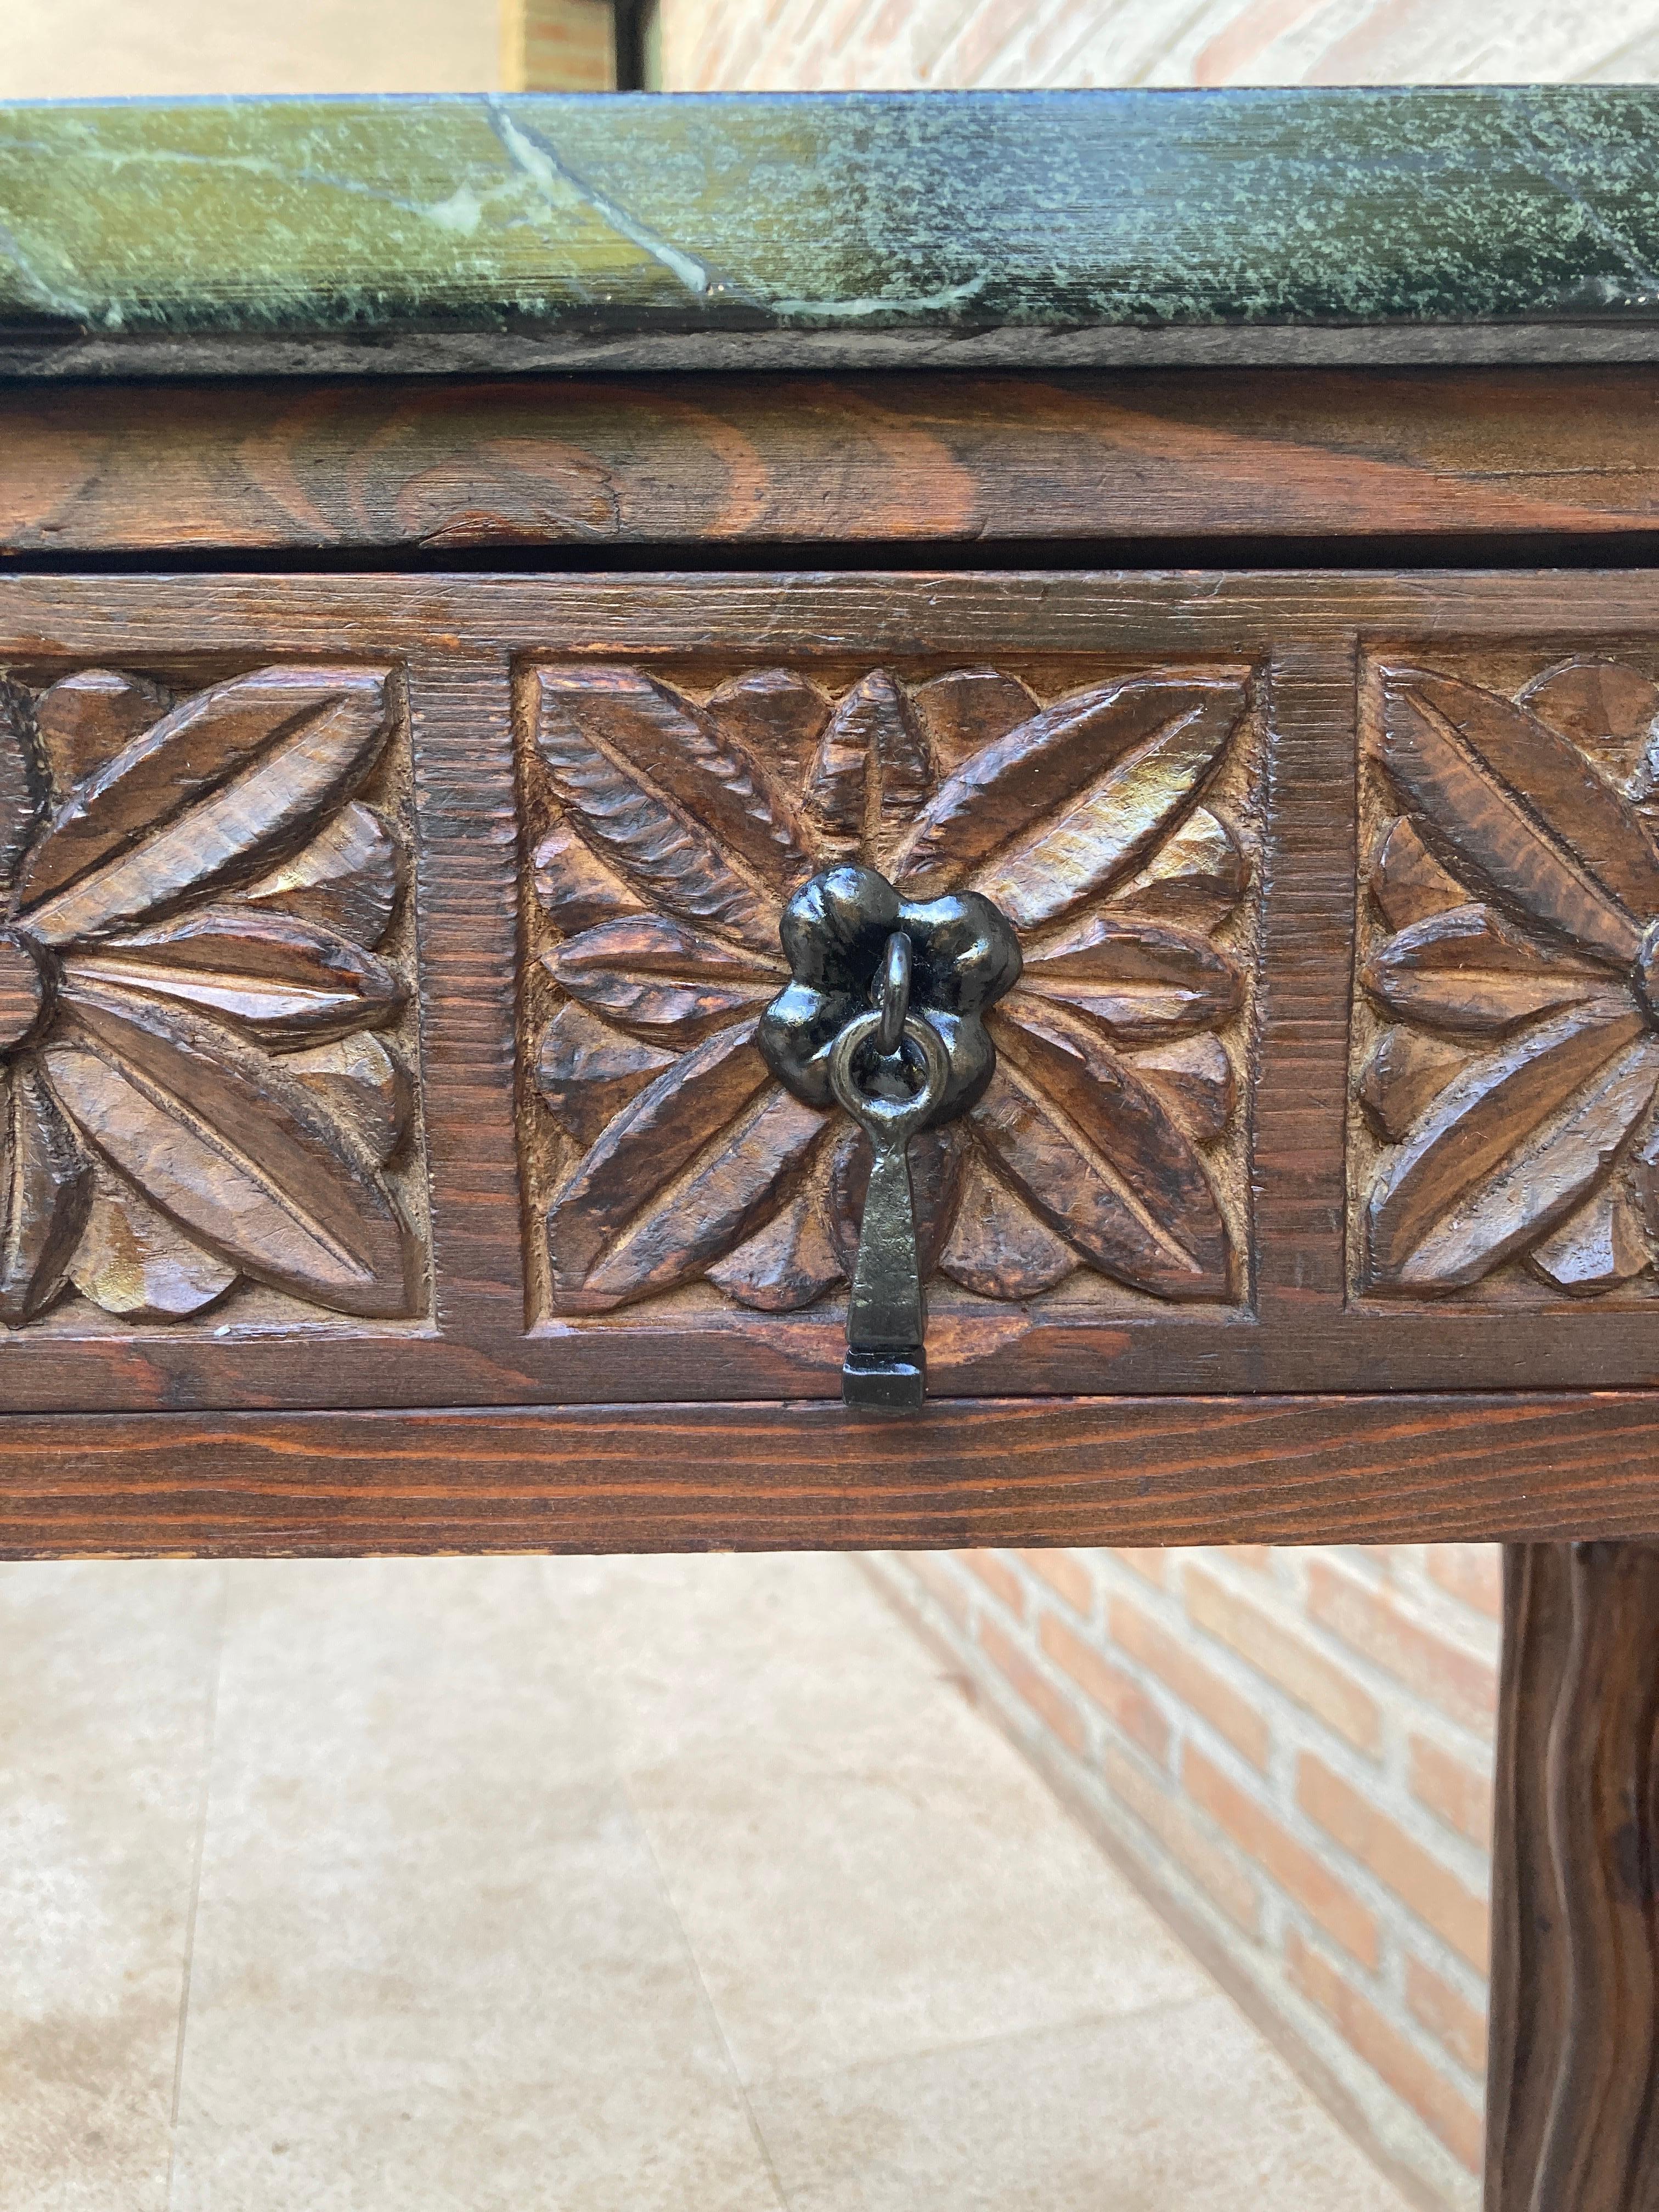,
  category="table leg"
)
[1486,1542,1659,2210]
